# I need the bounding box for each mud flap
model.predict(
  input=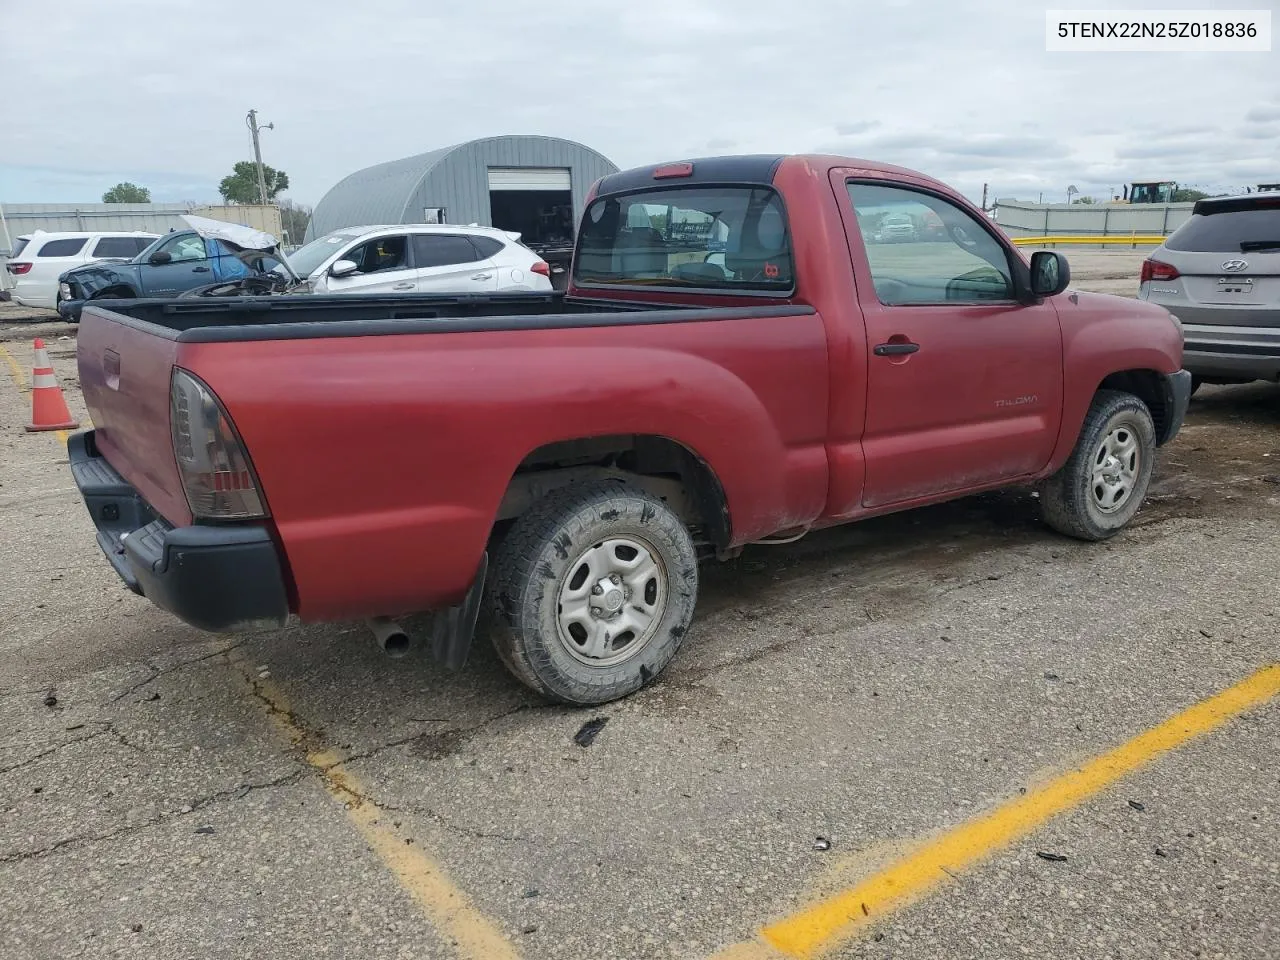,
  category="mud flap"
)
[428,552,488,671]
